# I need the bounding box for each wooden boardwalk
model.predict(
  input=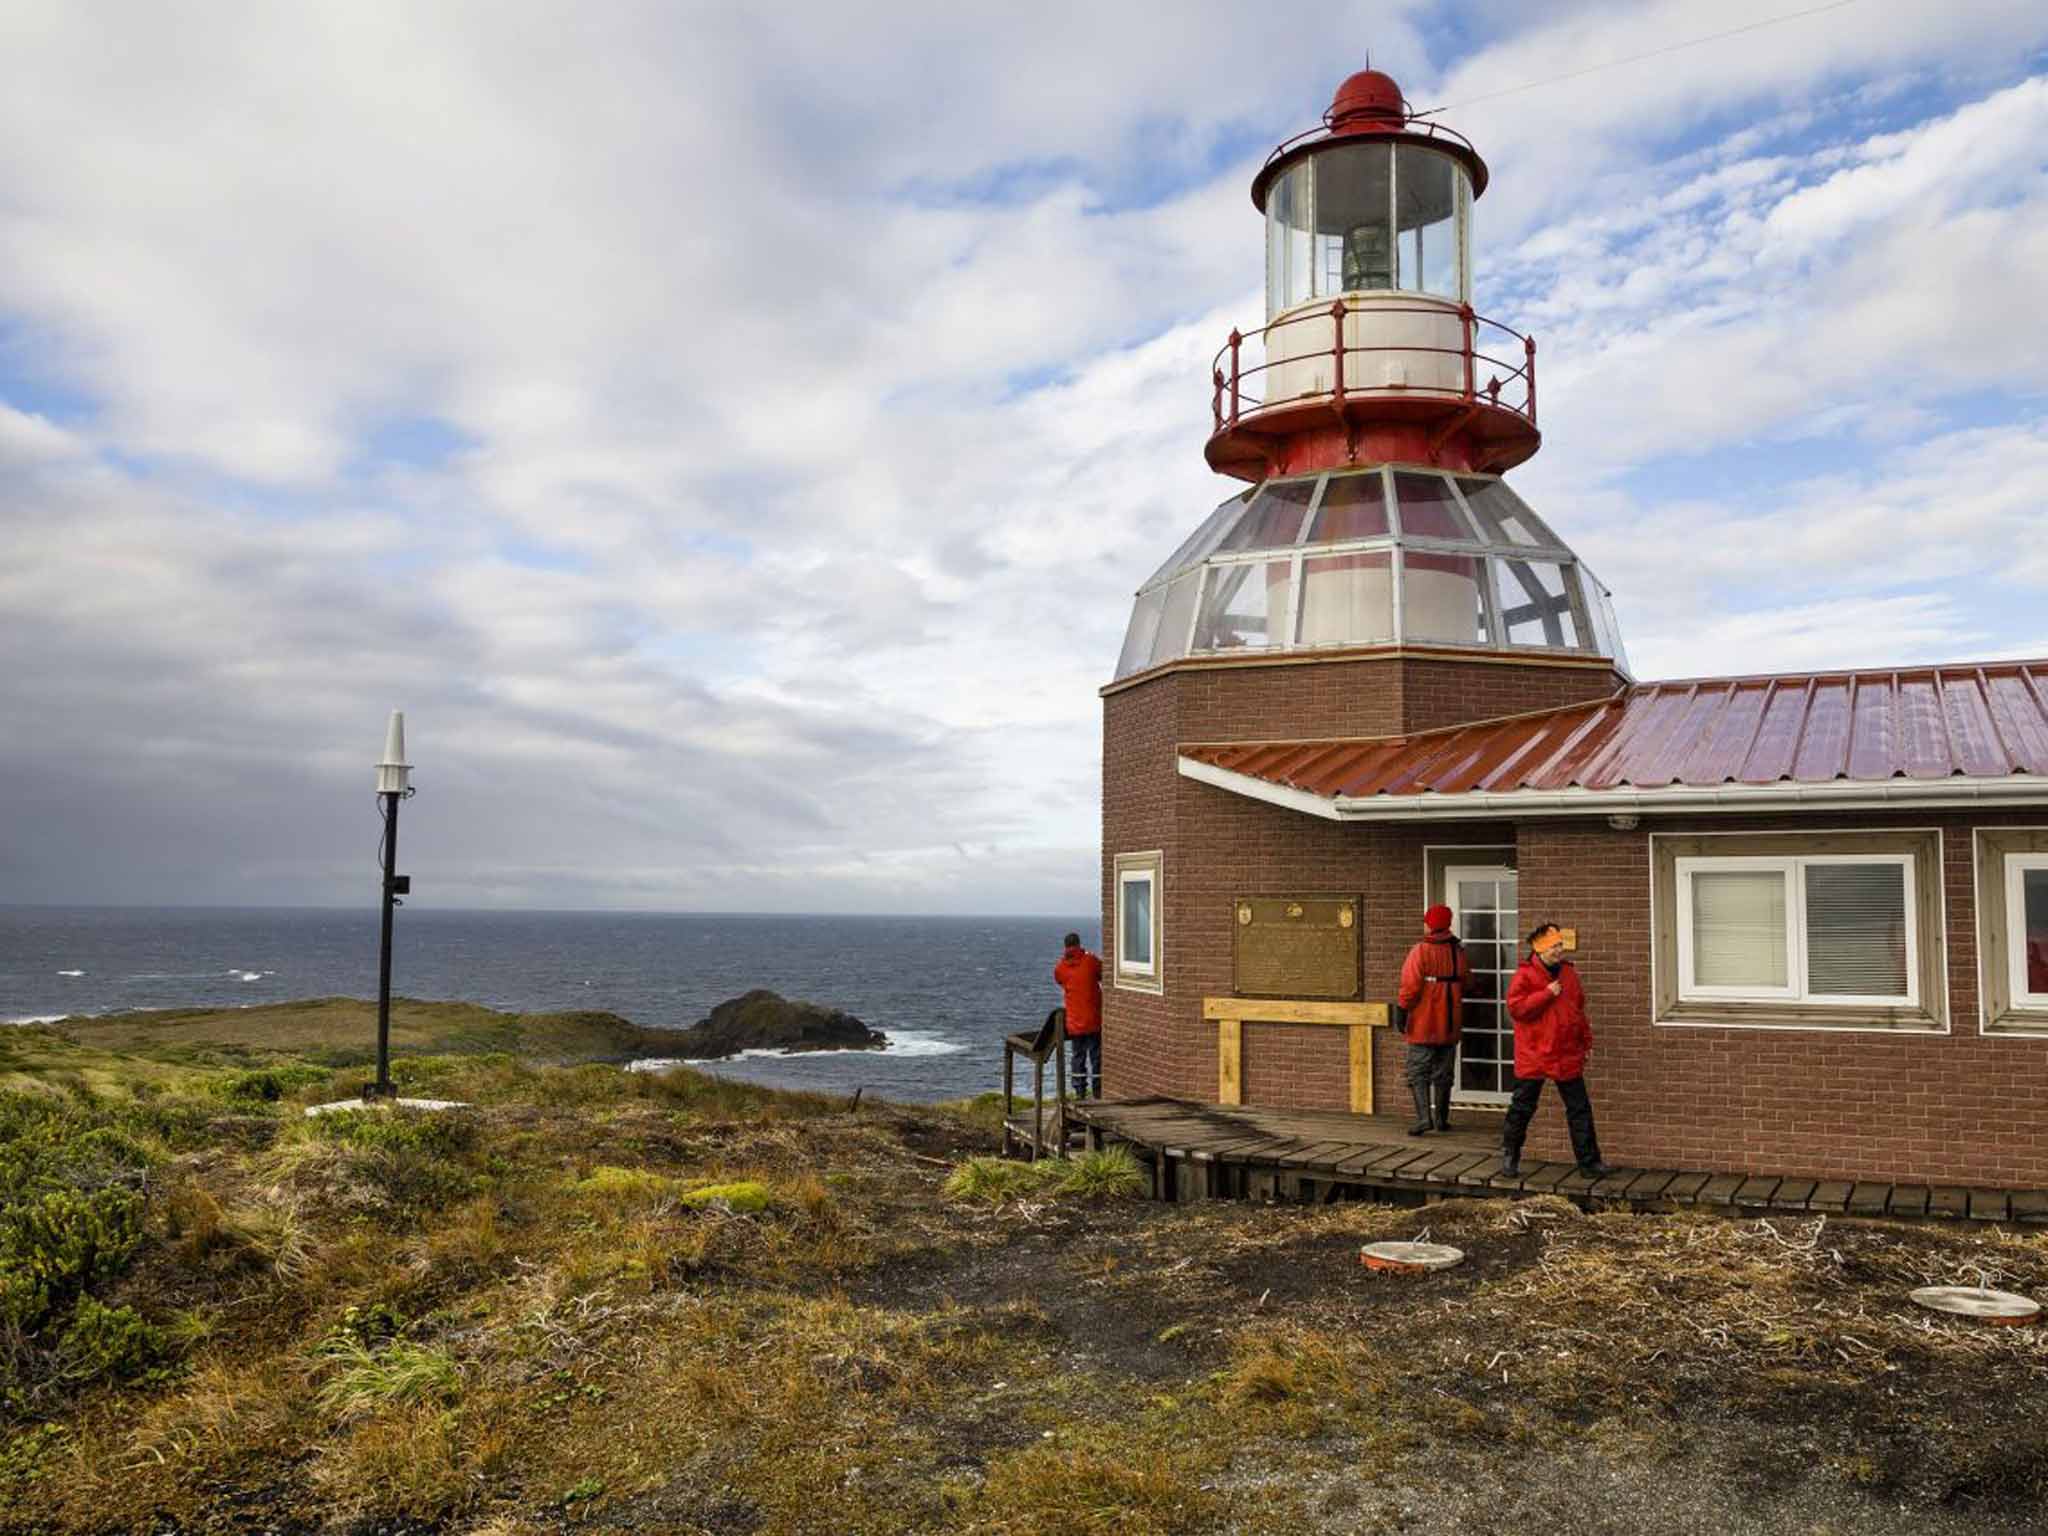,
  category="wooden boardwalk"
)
[1061,1097,2048,1224]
